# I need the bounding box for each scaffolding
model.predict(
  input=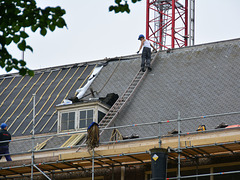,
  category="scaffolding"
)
[0,110,240,179]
